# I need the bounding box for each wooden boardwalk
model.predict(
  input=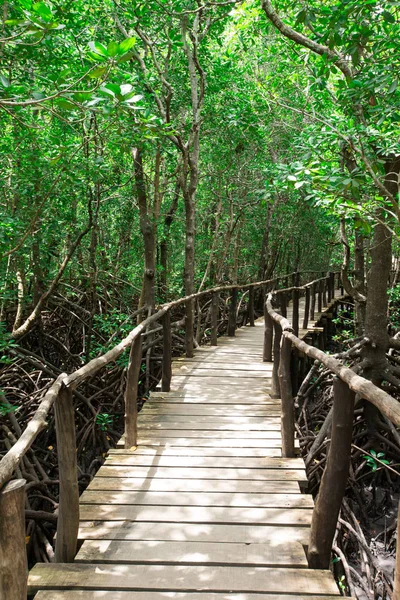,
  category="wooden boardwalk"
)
[28,300,347,598]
